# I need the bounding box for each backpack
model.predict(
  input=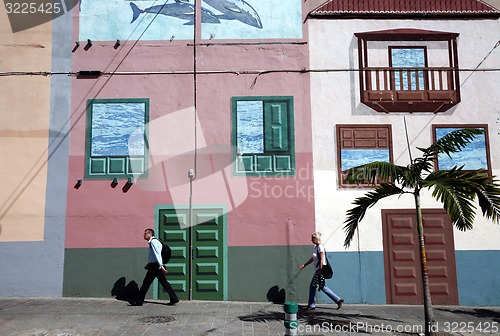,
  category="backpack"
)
[153,238,172,264]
